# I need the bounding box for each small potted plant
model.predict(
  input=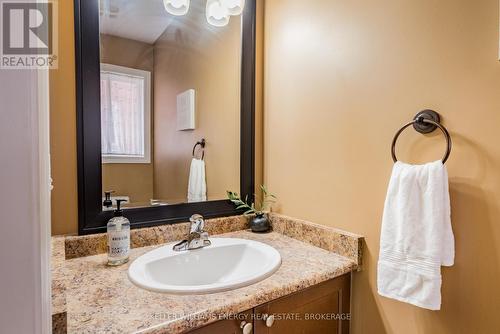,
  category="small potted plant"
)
[227,185,277,233]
